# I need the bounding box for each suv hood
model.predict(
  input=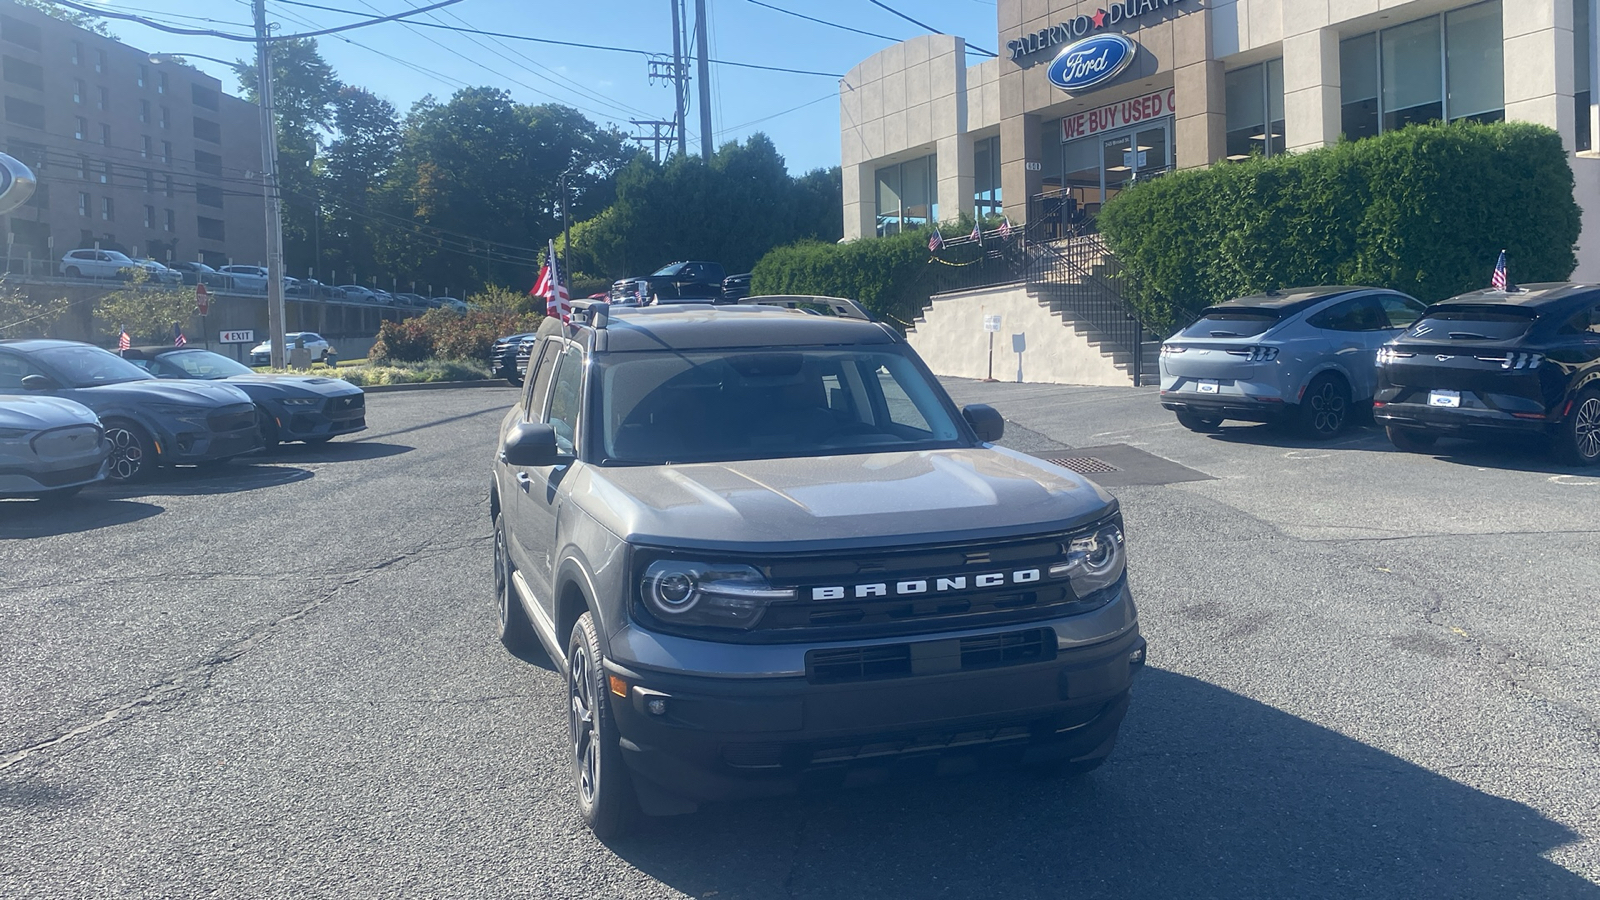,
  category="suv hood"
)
[0,395,99,430]
[572,446,1116,553]
[220,374,359,397]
